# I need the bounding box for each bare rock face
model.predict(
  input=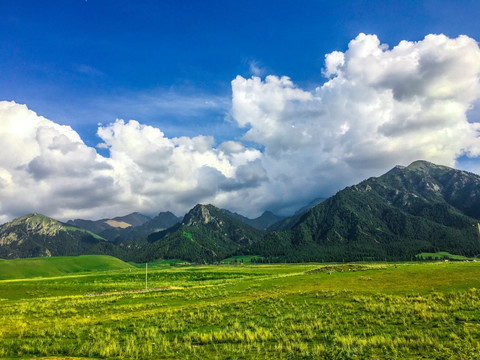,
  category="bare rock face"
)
[0,214,60,246]
[0,232,18,246]
[183,205,220,227]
